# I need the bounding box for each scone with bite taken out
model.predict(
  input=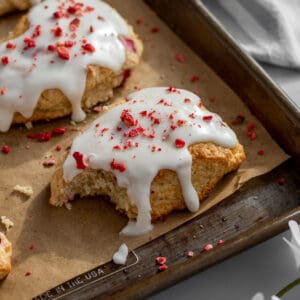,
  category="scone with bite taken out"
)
[0,0,143,132]
[50,87,246,236]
